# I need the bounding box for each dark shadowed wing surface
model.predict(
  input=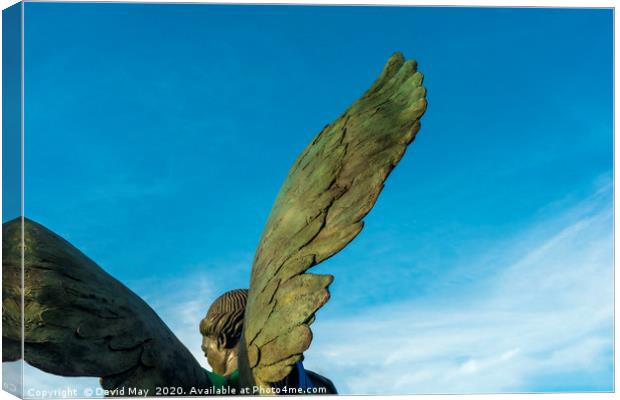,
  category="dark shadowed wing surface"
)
[2,218,209,392]
[239,52,427,389]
